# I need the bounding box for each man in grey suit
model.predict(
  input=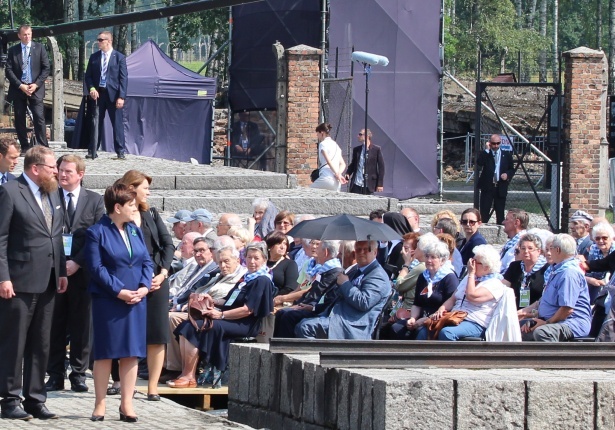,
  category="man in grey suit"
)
[295,240,390,340]
[5,25,50,152]
[84,30,128,159]
[0,138,20,184]
[45,155,105,393]
[0,146,68,420]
